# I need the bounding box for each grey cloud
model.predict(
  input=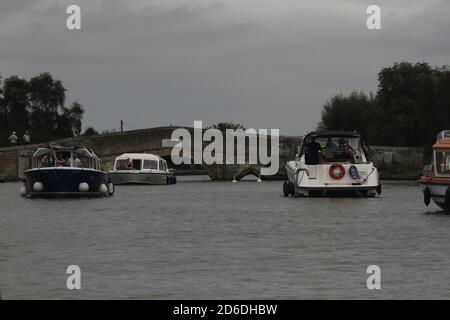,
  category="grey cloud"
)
[0,0,449,134]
